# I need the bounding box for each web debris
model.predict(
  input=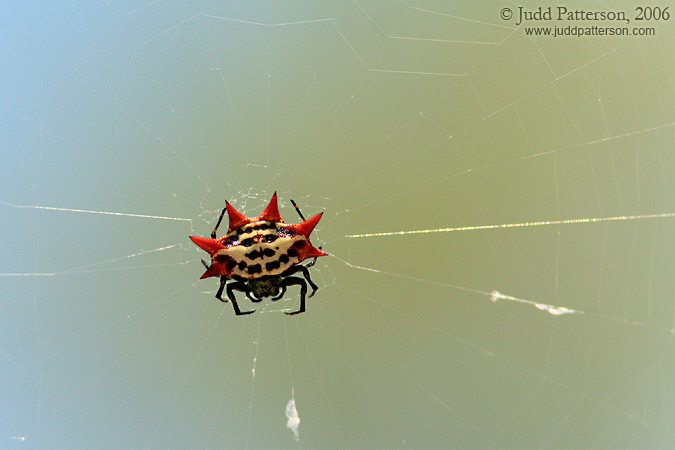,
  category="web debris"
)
[285,390,300,441]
